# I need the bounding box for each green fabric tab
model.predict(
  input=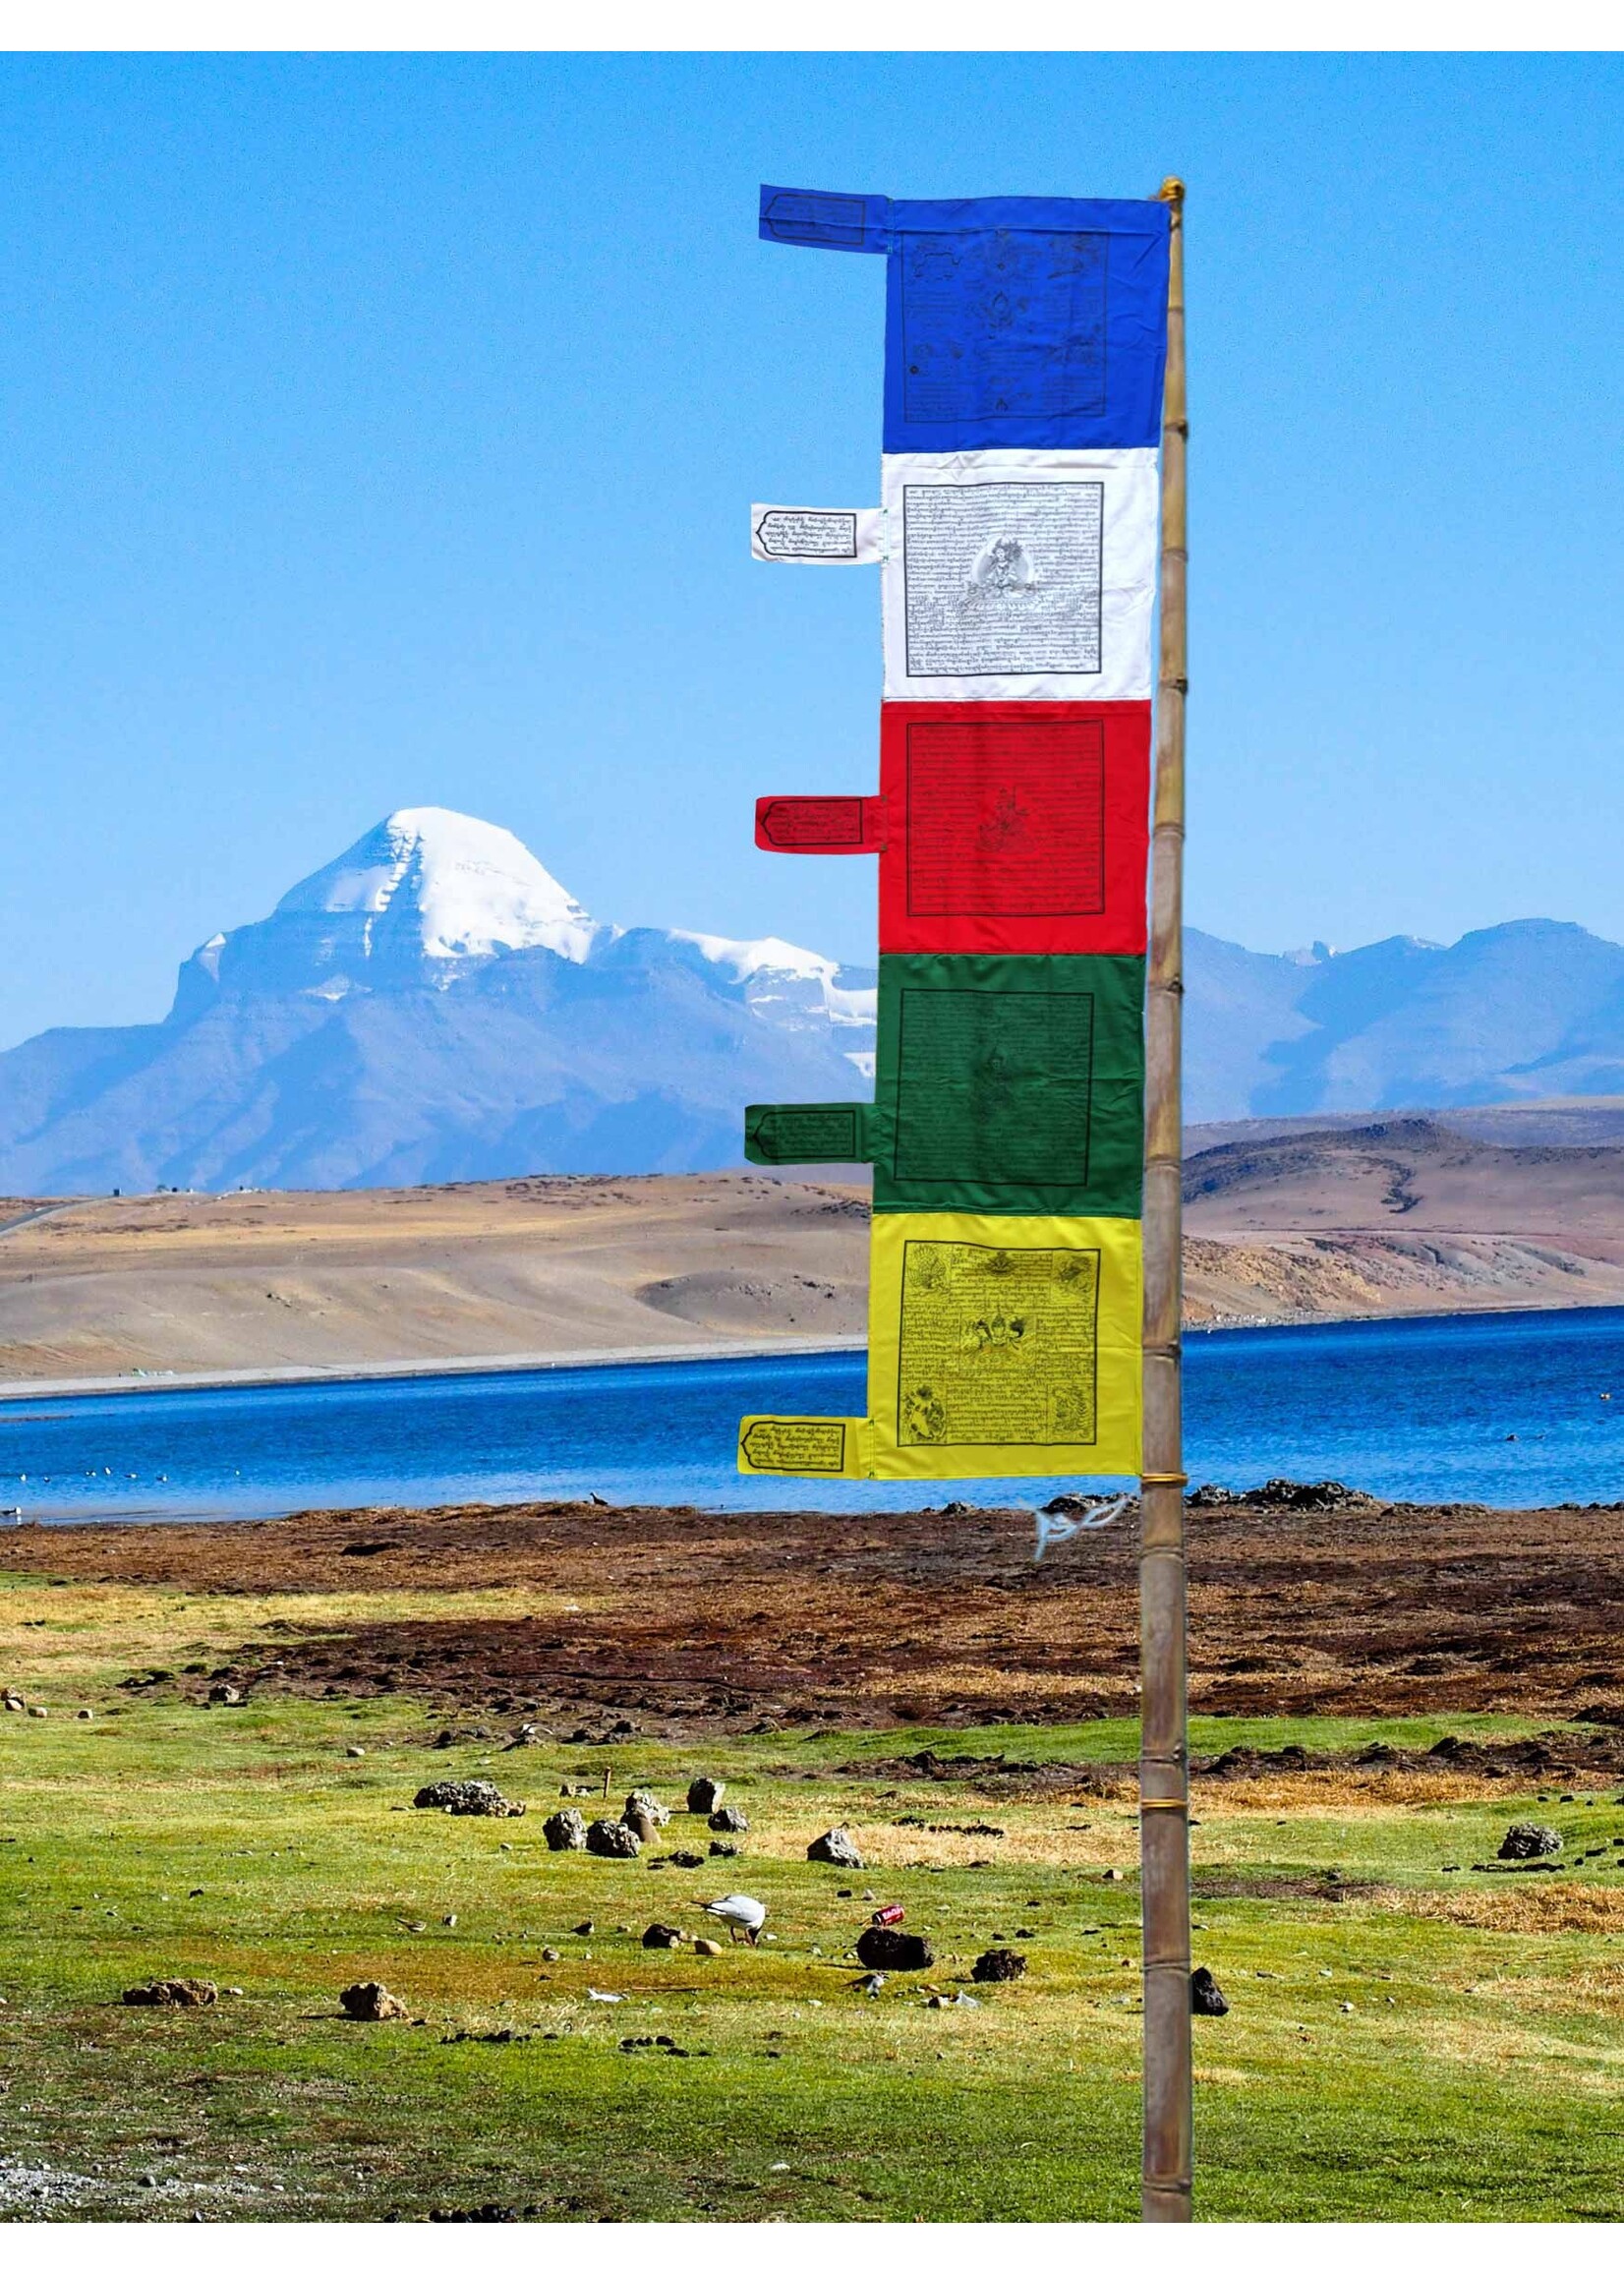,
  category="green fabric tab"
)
[744,1102,873,1165]
[872,953,1143,1215]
